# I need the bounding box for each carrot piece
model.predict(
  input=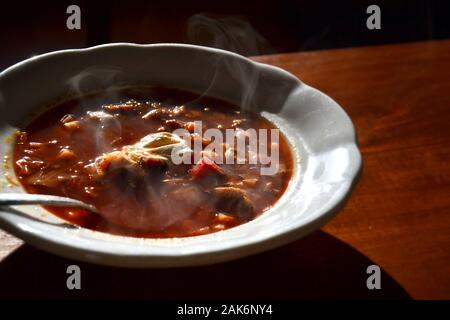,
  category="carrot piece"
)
[190,157,224,179]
